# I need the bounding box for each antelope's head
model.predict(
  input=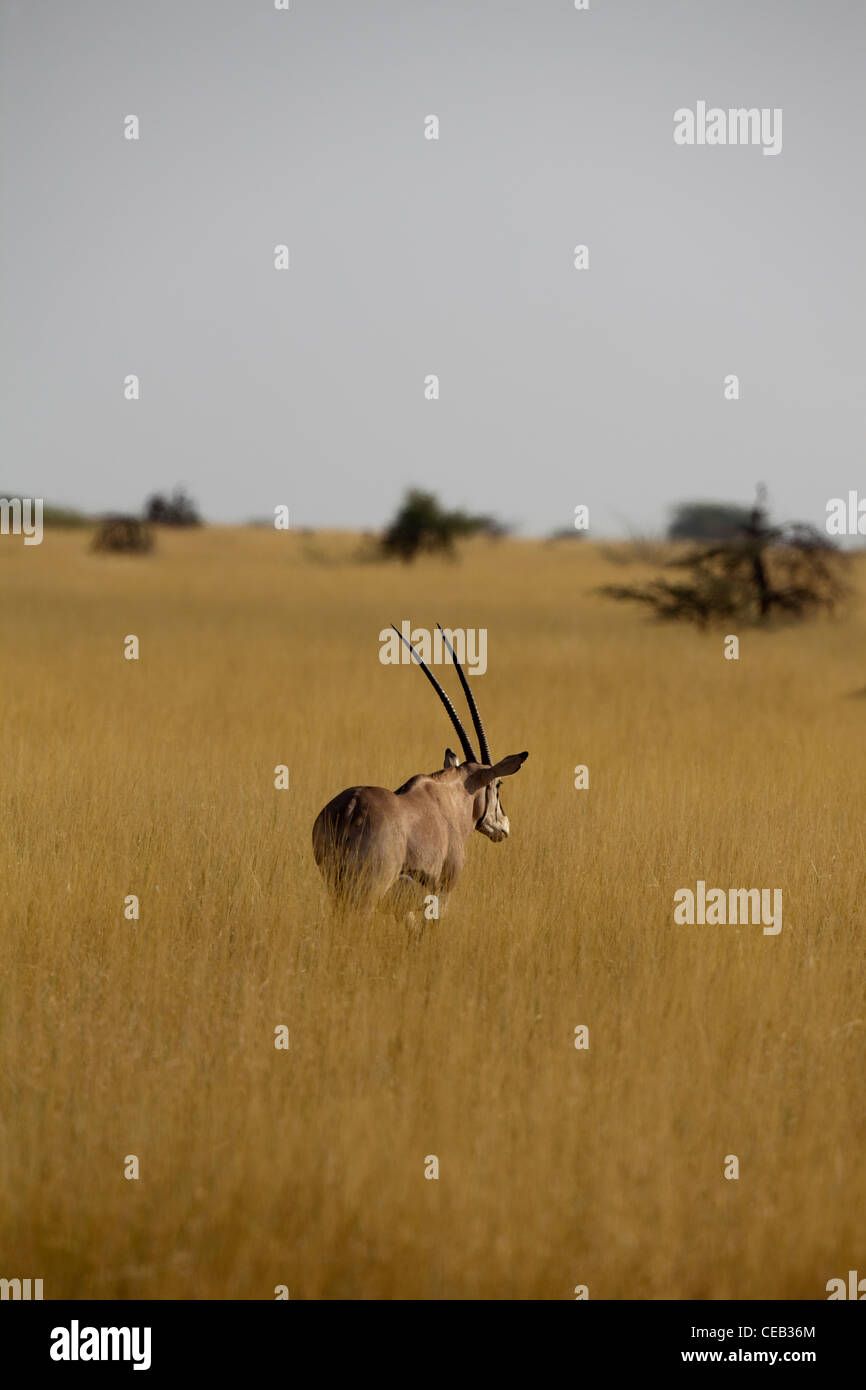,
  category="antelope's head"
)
[394,622,529,842]
[441,747,528,841]
[470,751,528,841]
